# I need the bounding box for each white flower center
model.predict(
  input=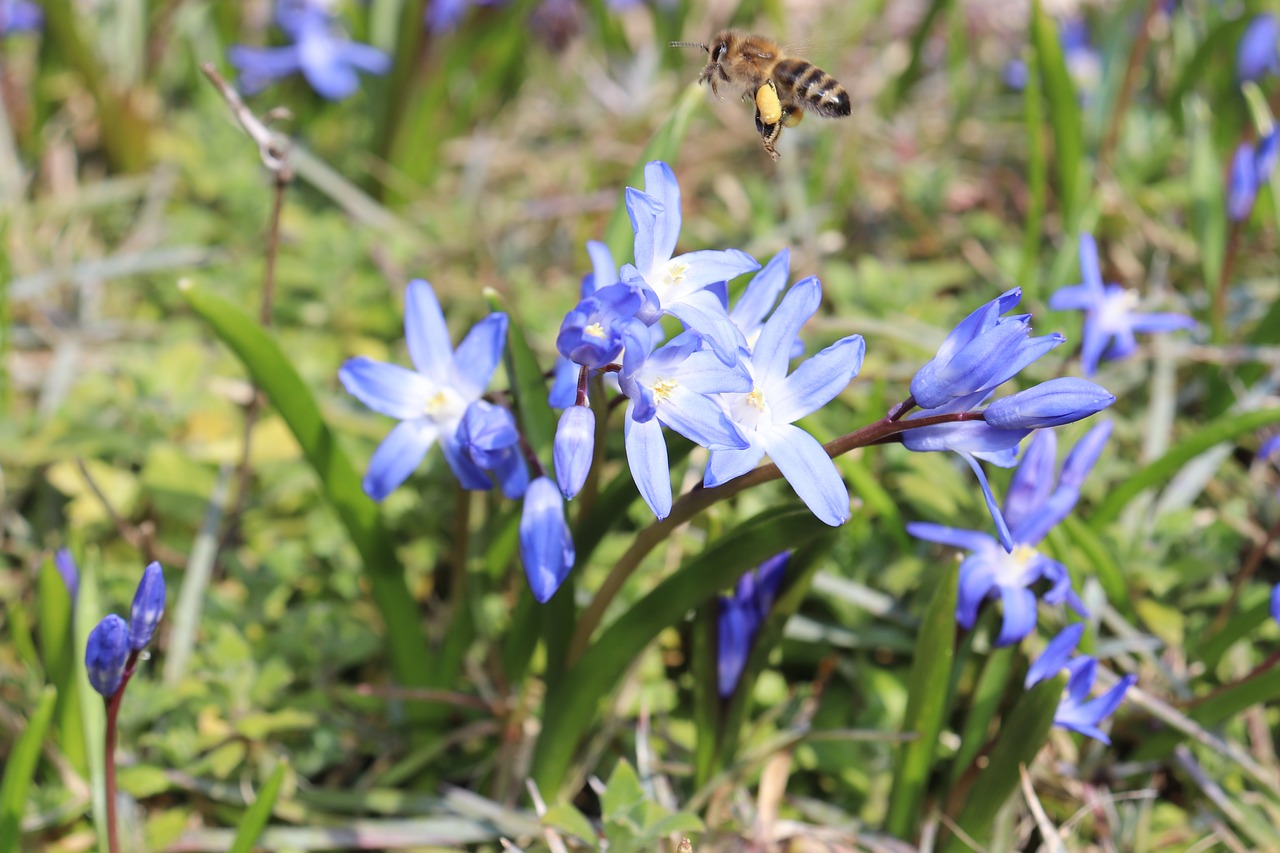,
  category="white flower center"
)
[424,386,468,424]
[993,544,1040,588]
[584,322,607,340]
[648,377,680,403]
[725,385,769,431]
[1097,288,1139,332]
